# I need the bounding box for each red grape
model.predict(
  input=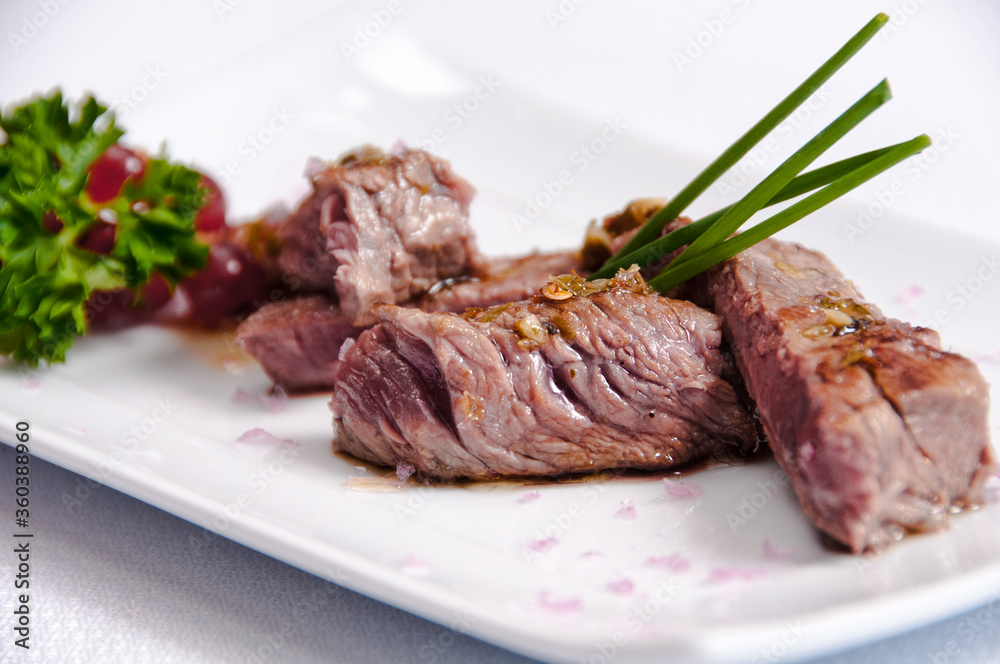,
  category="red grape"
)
[77,209,117,254]
[42,210,64,234]
[88,241,268,330]
[86,144,145,203]
[82,145,250,330]
[86,273,172,329]
[194,174,226,232]
[165,242,266,326]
